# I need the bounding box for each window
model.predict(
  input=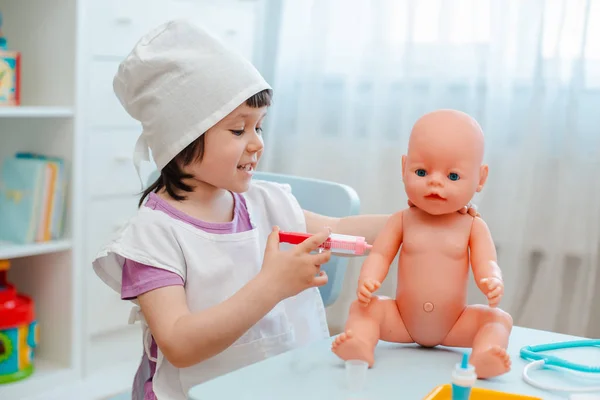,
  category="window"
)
[317,0,600,85]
